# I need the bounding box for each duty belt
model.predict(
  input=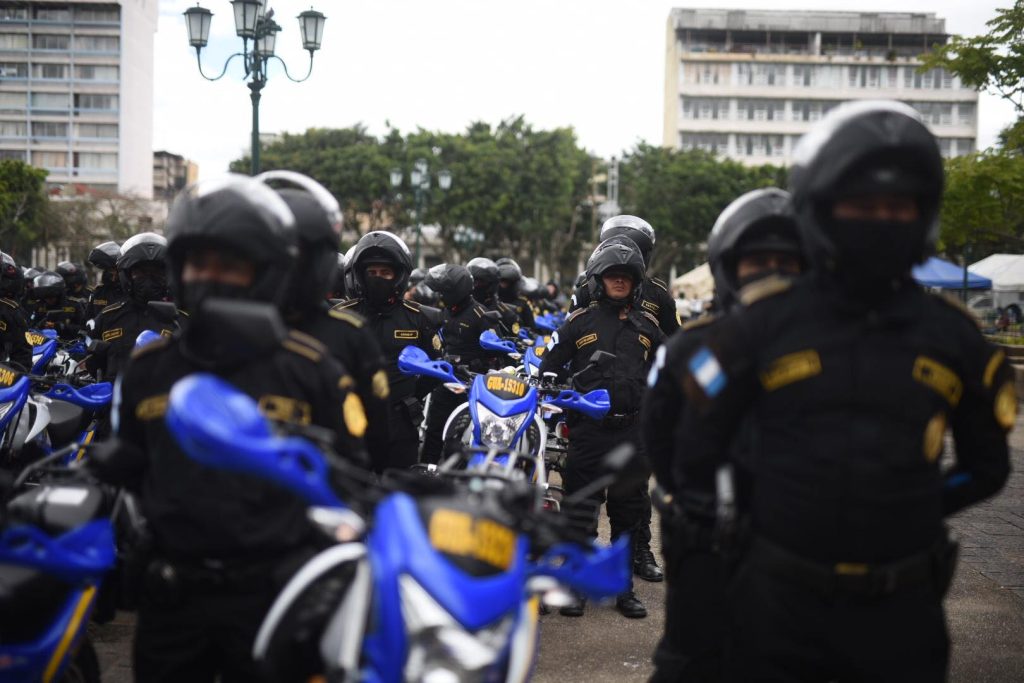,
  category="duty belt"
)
[747,536,955,598]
